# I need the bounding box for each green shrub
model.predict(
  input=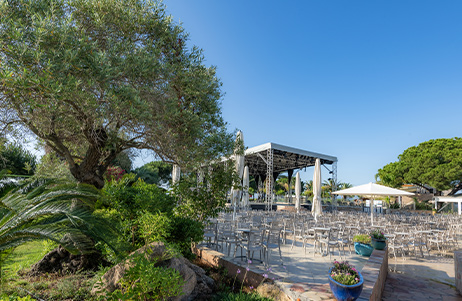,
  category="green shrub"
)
[353,234,371,244]
[138,211,172,245]
[99,174,175,250]
[106,251,184,301]
[137,211,204,258]
[169,216,204,257]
